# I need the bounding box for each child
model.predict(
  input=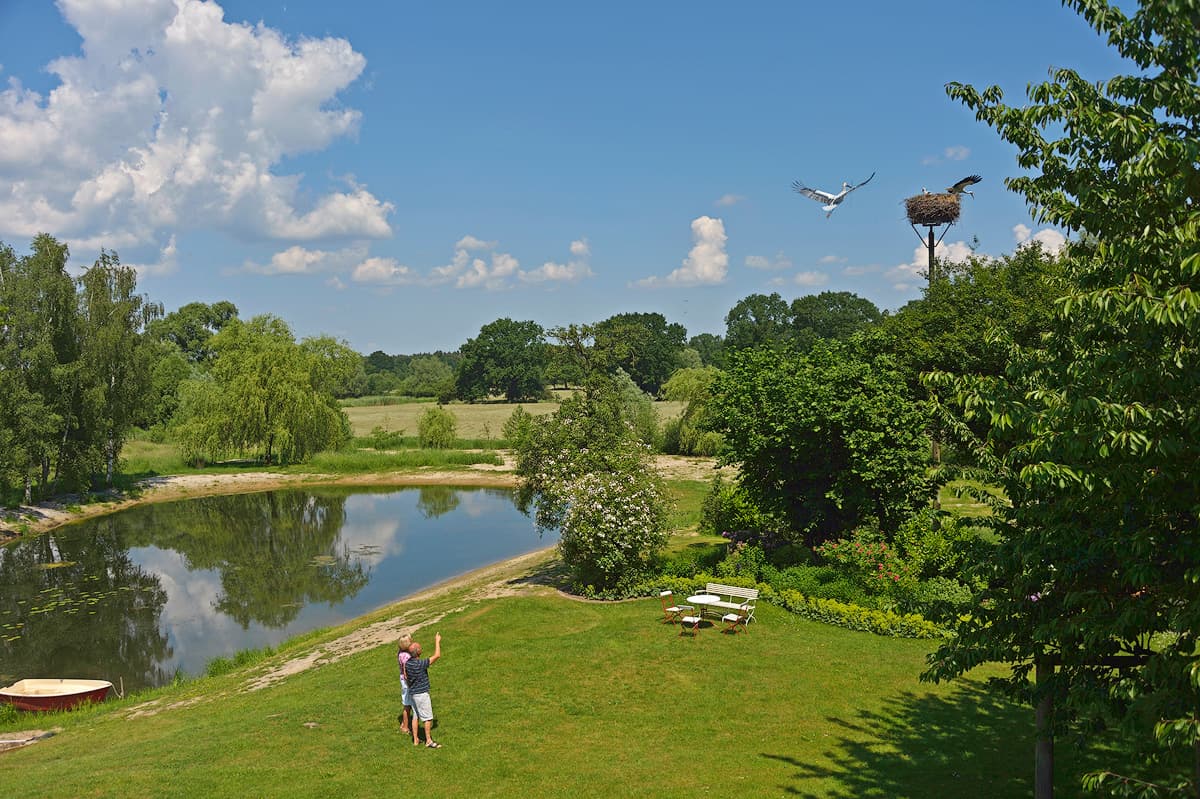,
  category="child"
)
[396,633,414,734]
